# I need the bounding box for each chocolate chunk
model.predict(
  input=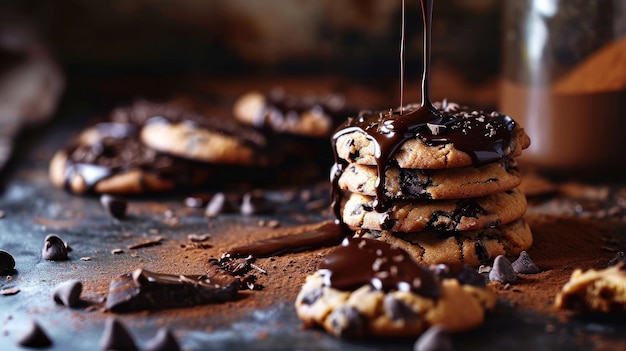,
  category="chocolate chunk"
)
[100,318,138,351]
[100,194,128,219]
[17,320,52,348]
[431,264,485,287]
[489,255,517,284]
[41,234,69,261]
[184,194,211,208]
[328,306,365,338]
[383,295,416,321]
[144,328,181,351]
[511,251,540,274]
[608,251,626,267]
[105,267,240,312]
[0,249,15,273]
[413,325,452,351]
[52,279,83,308]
